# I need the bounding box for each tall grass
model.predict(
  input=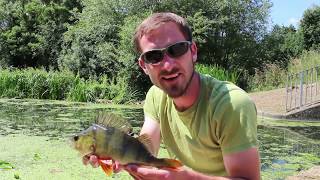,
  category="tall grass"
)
[248,64,287,91]
[248,50,320,92]
[195,64,240,84]
[0,68,138,104]
[287,50,320,73]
